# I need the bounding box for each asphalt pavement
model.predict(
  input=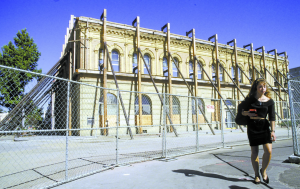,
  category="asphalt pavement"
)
[53,139,299,189]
